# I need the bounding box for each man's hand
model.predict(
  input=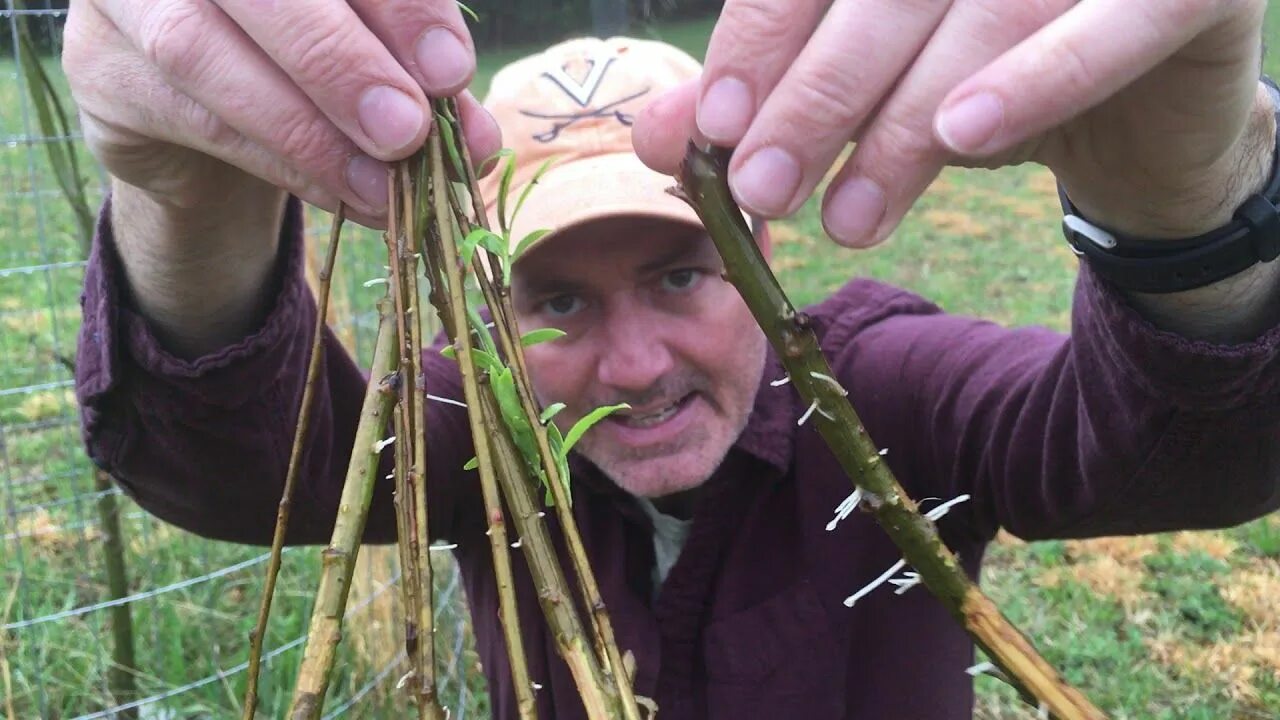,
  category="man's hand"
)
[64,0,501,221]
[634,0,1269,247]
[63,0,502,357]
